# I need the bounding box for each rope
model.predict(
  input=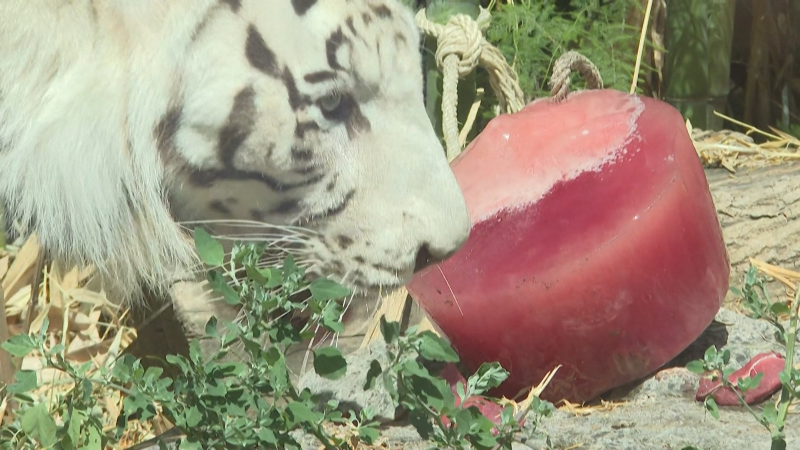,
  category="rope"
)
[548,50,604,103]
[415,8,525,161]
